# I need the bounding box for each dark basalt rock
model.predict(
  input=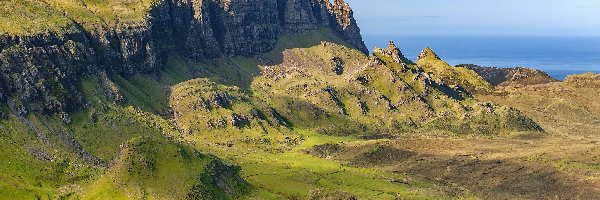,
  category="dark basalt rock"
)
[186,159,249,199]
[0,110,5,120]
[60,112,72,124]
[151,0,368,59]
[373,40,414,65]
[0,0,368,115]
[0,31,94,114]
[331,57,344,75]
[211,92,233,109]
[230,113,250,128]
